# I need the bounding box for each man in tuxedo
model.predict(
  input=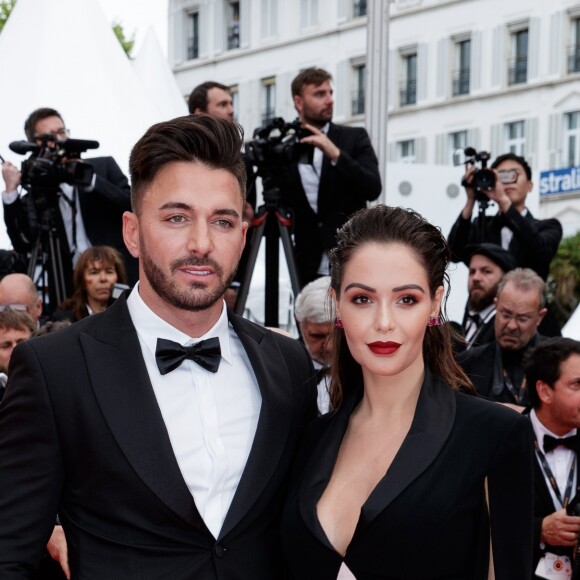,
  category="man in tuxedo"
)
[524,337,580,577]
[448,152,562,281]
[282,67,382,286]
[458,267,547,407]
[461,243,516,351]
[0,114,317,578]
[1,107,138,294]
